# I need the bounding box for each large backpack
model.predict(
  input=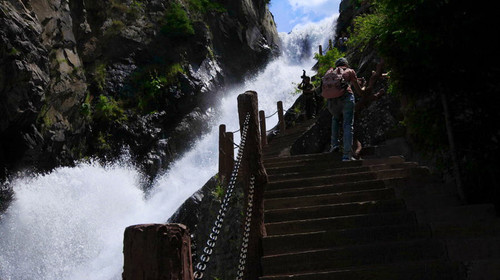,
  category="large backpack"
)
[321,67,348,99]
